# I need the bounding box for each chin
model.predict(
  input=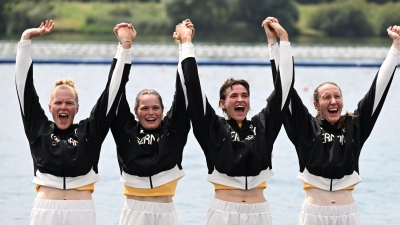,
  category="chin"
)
[144,123,159,130]
[233,116,245,122]
[327,118,340,124]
